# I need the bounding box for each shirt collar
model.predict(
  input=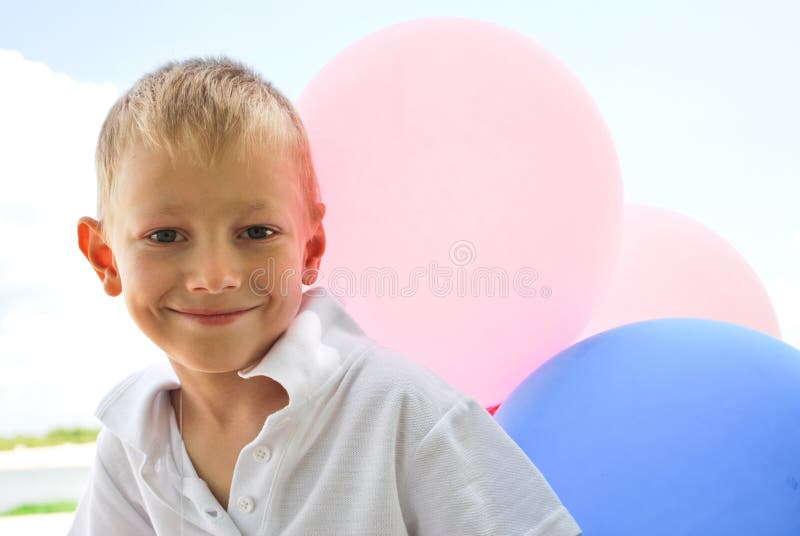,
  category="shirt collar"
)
[95,286,374,453]
[237,288,350,407]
